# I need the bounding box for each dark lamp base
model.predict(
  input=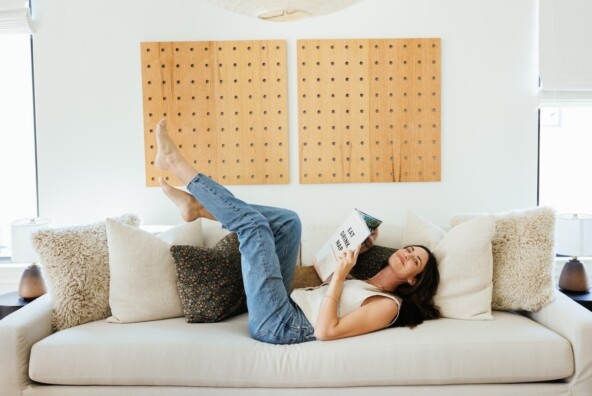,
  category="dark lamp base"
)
[558,258,590,293]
